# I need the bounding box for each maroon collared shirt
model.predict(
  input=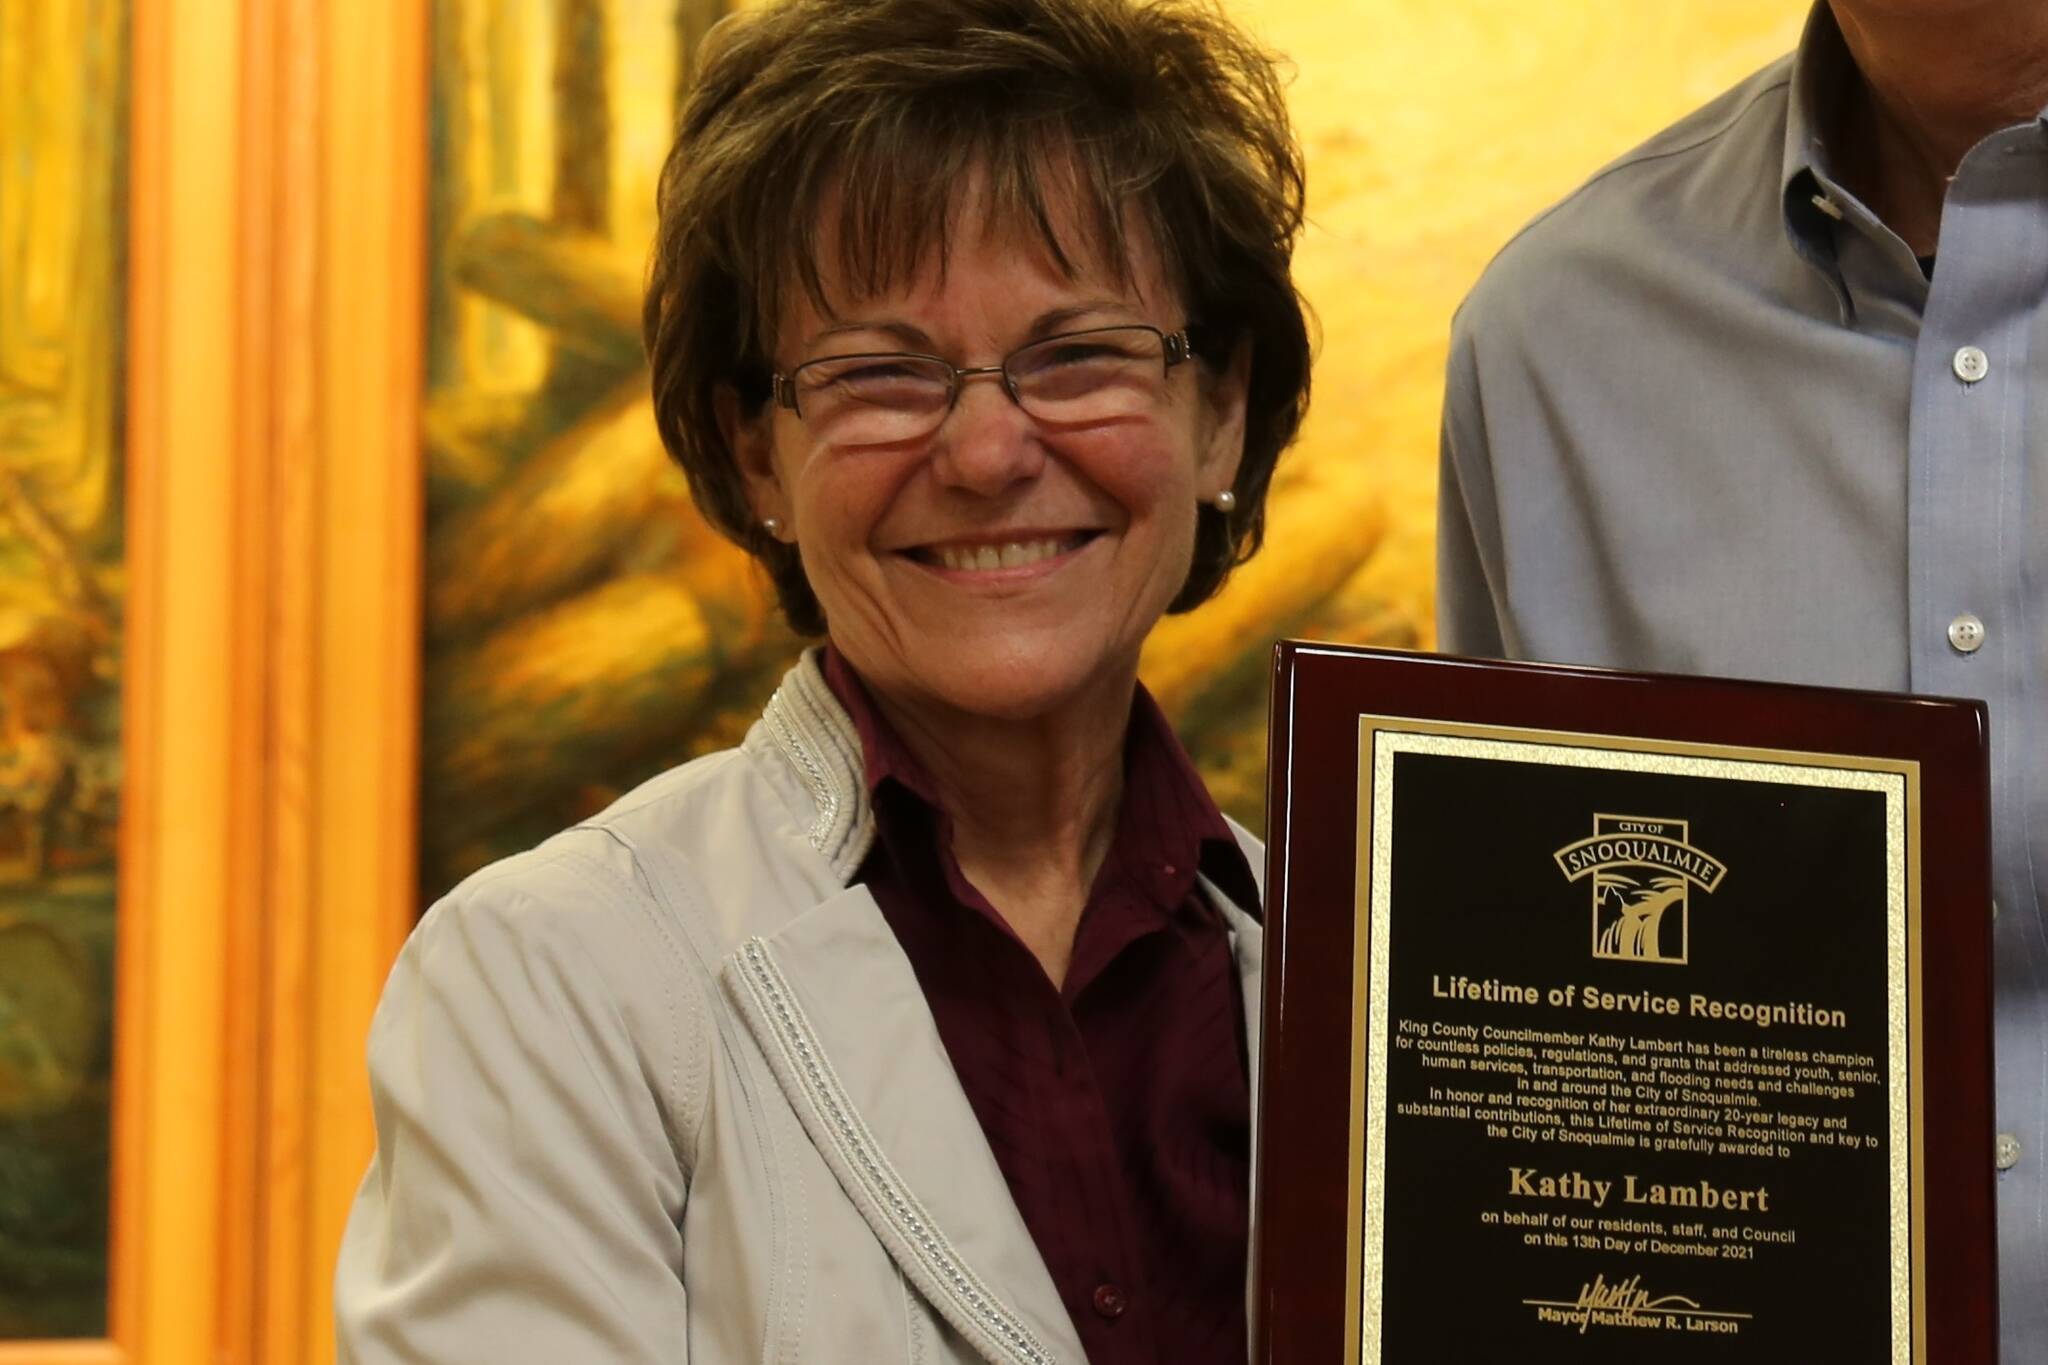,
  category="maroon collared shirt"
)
[823,649,1259,1365]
